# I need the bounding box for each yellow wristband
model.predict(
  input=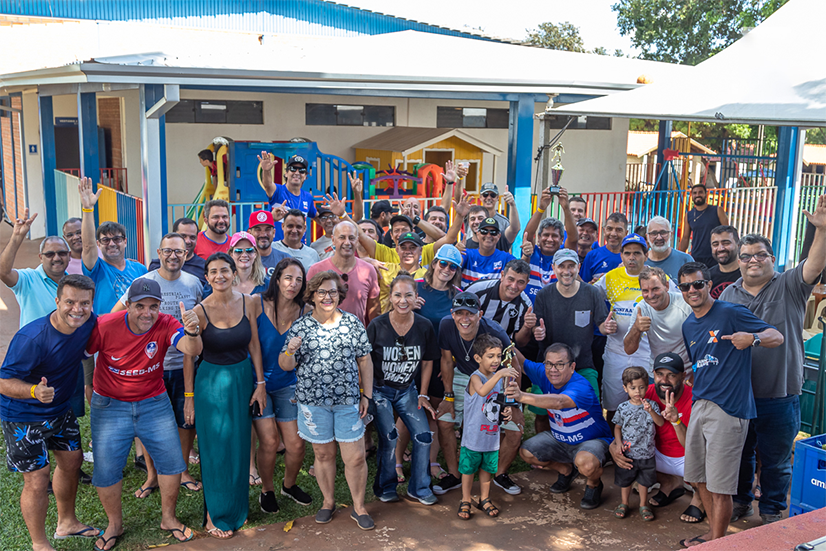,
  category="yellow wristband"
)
[671,418,681,426]
[284,350,294,356]
[30,385,37,399]
[184,392,194,398]
[82,207,94,213]
[536,208,546,214]
[444,397,455,402]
